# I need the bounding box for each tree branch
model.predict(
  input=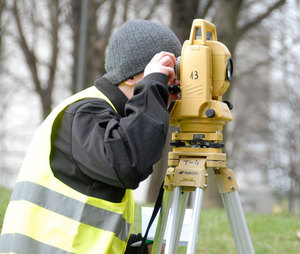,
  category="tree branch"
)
[199,0,214,18]
[105,0,116,38]
[47,0,60,95]
[12,1,42,96]
[143,0,161,20]
[235,57,274,79]
[122,0,130,23]
[0,0,4,64]
[237,0,286,39]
